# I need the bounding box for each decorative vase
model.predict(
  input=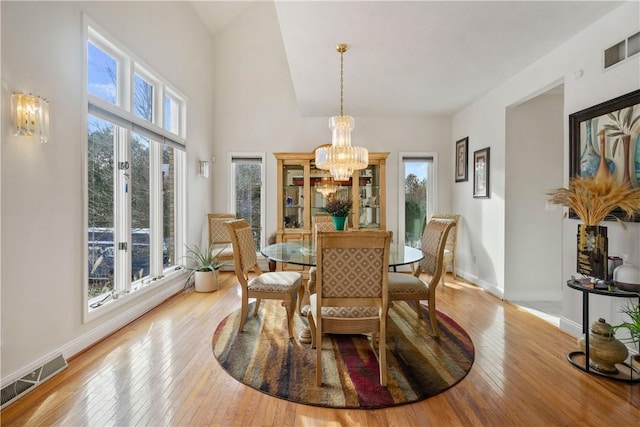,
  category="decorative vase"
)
[576,224,608,280]
[332,215,347,231]
[580,118,600,177]
[578,318,628,374]
[594,130,614,183]
[621,134,632,188]
[195,270,218,292]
